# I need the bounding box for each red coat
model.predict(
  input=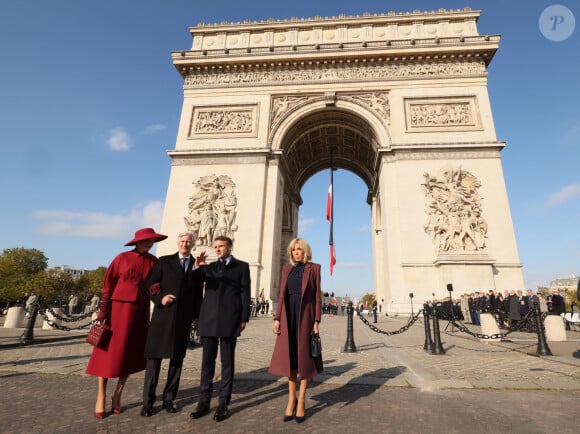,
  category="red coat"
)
[86,249,156,378]
[268,262,323,379]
